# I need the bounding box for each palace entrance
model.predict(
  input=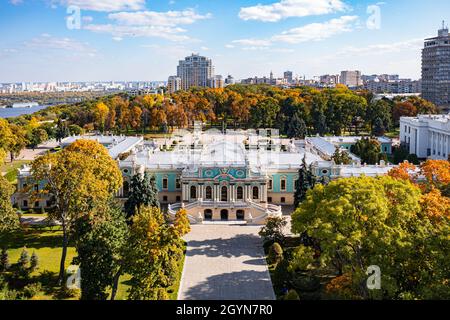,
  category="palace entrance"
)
[220,209,229,221]
[204,209,213,221]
